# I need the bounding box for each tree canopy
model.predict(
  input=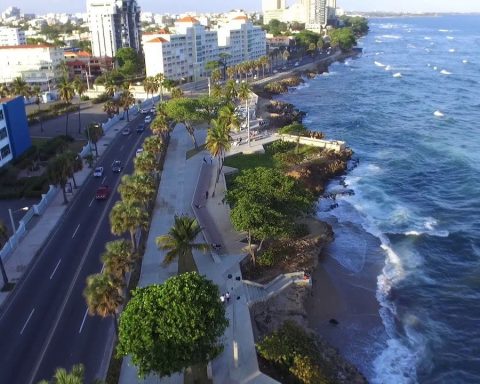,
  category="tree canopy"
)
[115,47,139,76]
[117,272,228,378]
[264,19,288,36]
[329,28,356,51]
[339,15,369,35]
[295,30,322,50]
